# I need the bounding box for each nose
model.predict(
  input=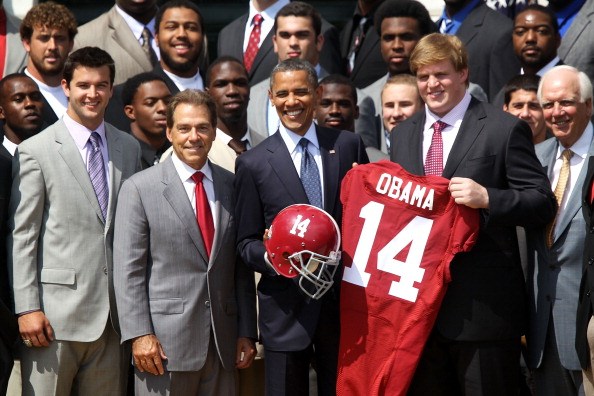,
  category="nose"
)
[551,102,565,117]
[525,29,536,43]
[427,75,439,88]
[47,37,57,50]
[329,102,340,115]
[288,34,299,46]
[226,83,239,96]
[393,37,404,50]
[88,85,98,97]
[176,25,188,38]
[519,104,531,119]
[156,99,167,114]
[23,96,35,109]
